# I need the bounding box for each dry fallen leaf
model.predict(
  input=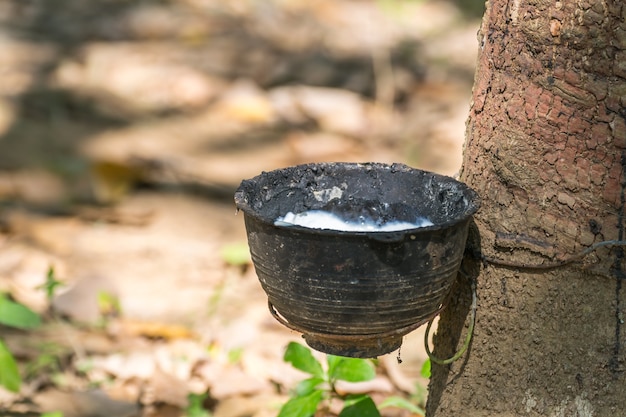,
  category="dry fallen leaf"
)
[52,274,119,324]
[34,389,139,417]
[195,360,271,400]
[97,350,156,380]
[212,79,275,124]
[286,131,356,160]
[276,86,368,136]
[213,394,287,417]
[148,366,190,408]
[110,318,196,340]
